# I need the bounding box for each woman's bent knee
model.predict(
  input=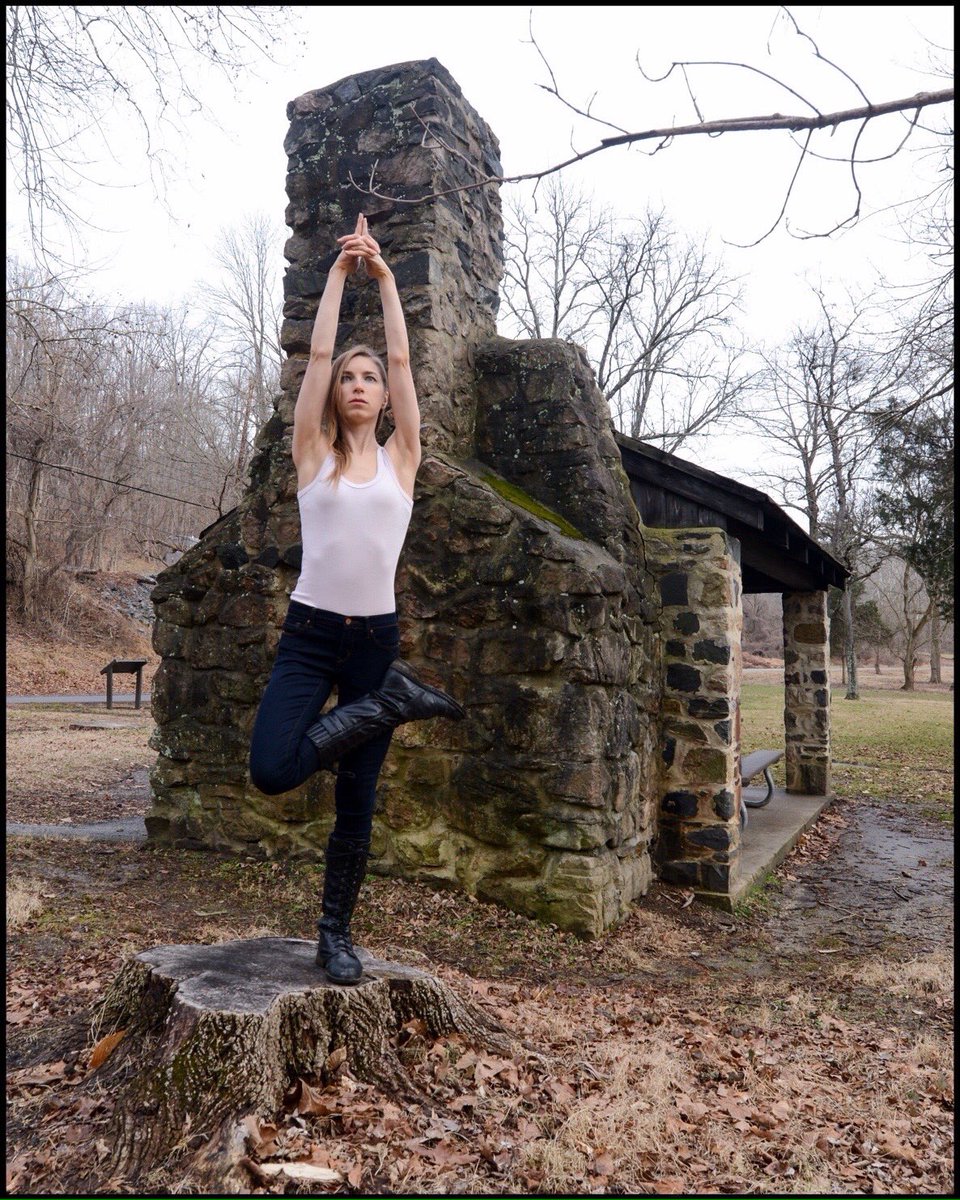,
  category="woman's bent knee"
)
[249,755,298,796]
